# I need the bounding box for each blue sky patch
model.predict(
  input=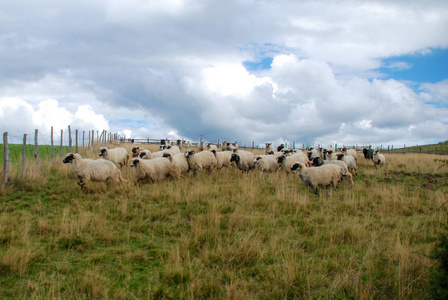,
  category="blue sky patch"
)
[243,57,274,71]
[379,48,448,83]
